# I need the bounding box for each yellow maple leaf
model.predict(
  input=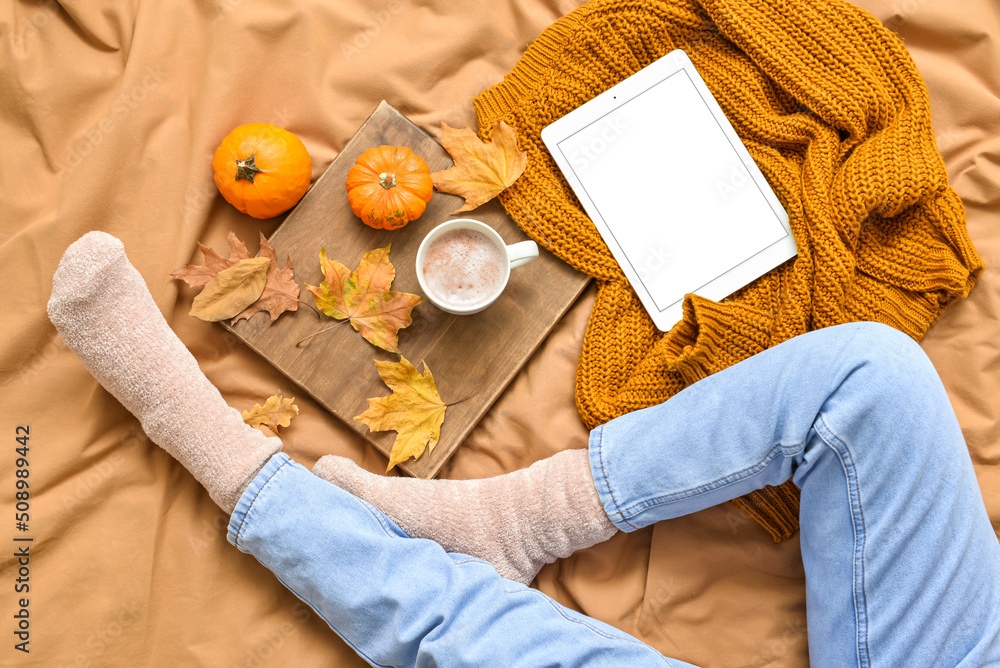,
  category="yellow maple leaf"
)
[354,356,446,472]
[430,121,528,213]
[304,244,422,354]
[242,393,299,434]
